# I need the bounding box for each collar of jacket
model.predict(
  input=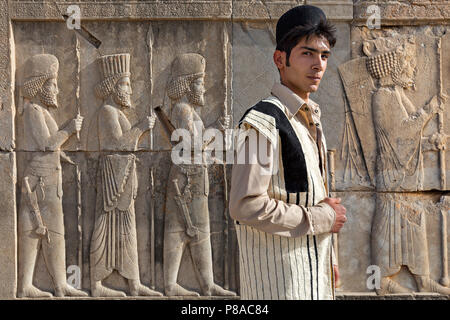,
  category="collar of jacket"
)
[271,82,320,120]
